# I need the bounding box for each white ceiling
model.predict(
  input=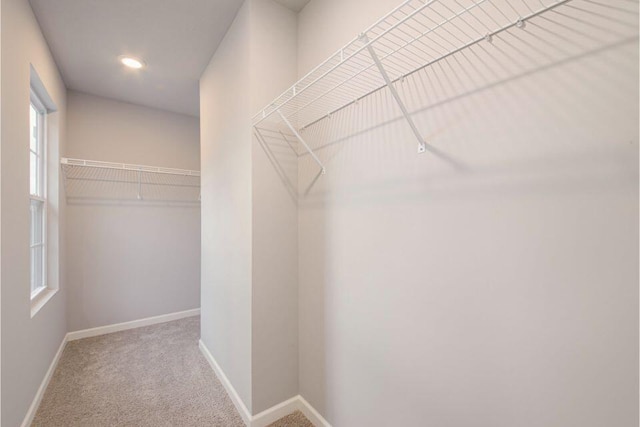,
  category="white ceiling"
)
[274,0,311,12]
[29,0,245,117]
